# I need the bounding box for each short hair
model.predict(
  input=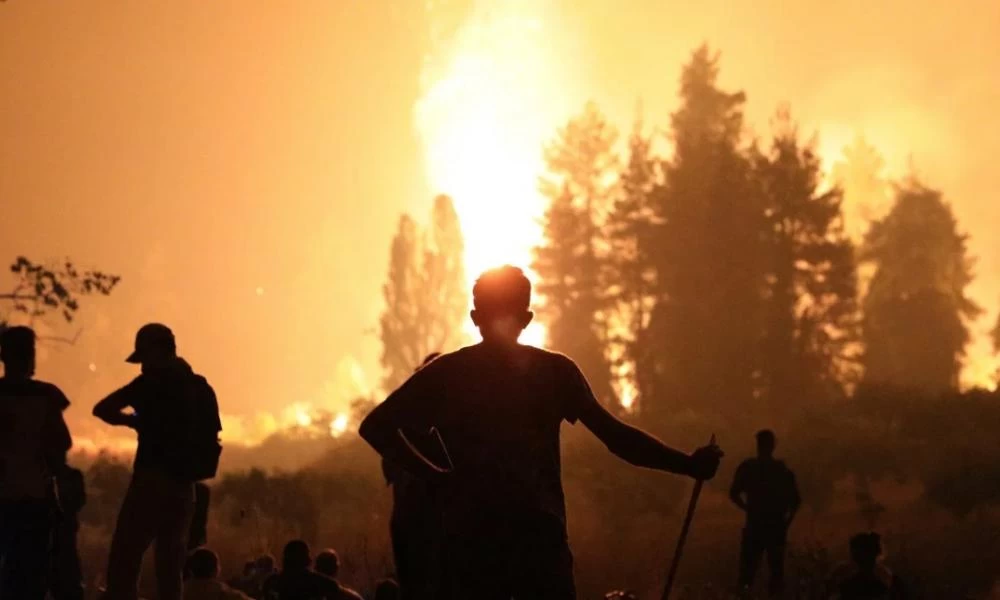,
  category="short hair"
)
[0,326,35,362]
[472,265,531,315]
[187,548,219,579]
[314,549,339,578]
[282,540,311,571]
